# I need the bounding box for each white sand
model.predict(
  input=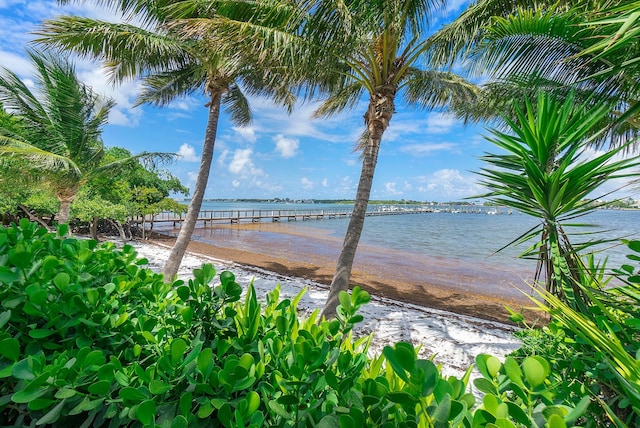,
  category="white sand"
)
[130,241,521,382]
